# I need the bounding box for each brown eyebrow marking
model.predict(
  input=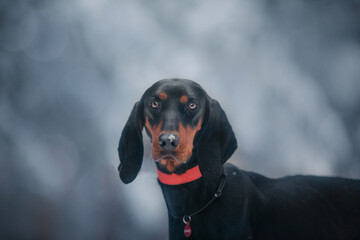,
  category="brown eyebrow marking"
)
[158,92,167,100]
[180,95,188,104]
